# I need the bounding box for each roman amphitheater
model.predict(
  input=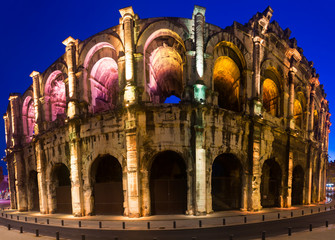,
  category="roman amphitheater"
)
[3,6,330,218]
